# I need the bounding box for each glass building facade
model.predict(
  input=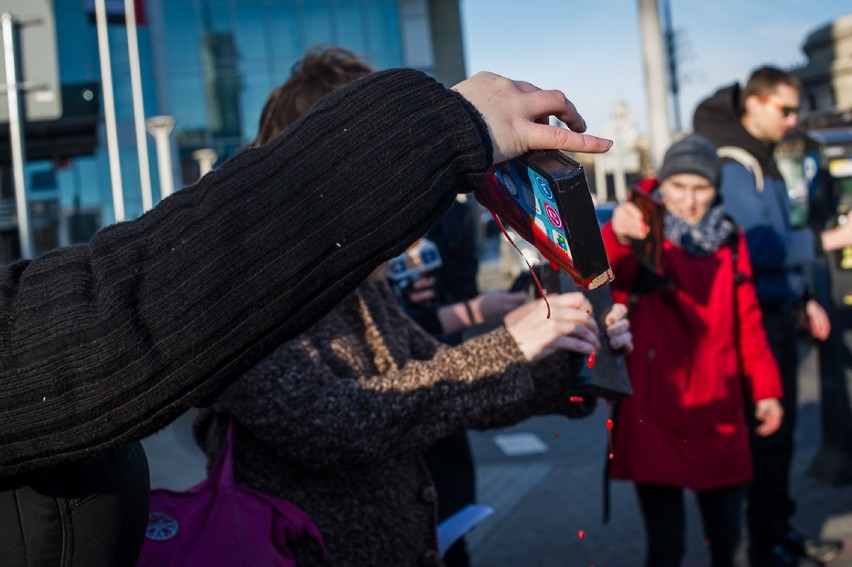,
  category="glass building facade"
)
[0,0,464,262]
